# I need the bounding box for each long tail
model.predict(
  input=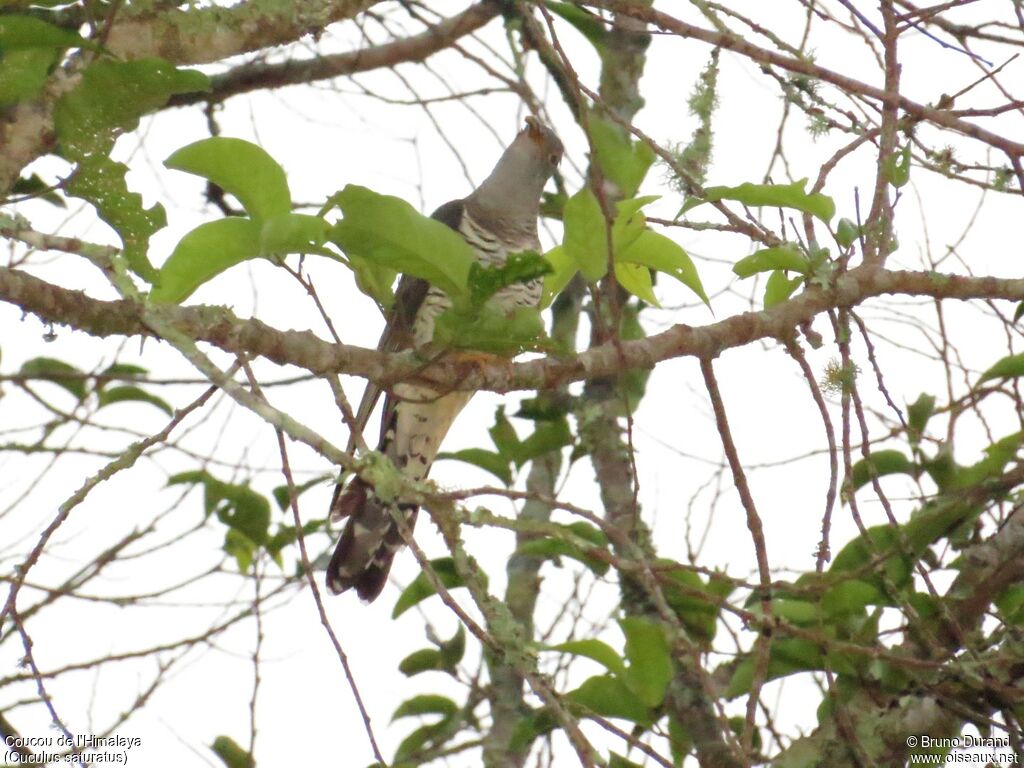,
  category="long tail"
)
[326,478,418,602]
[326,387,471,601]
